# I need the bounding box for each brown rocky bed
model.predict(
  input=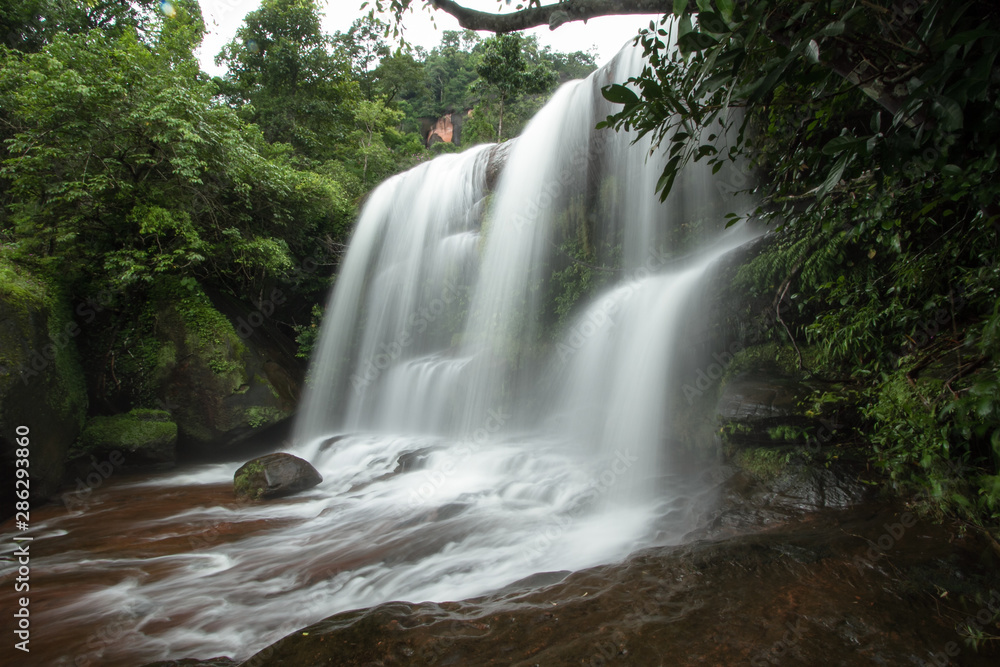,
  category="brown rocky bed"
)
[144,504,1000,667]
